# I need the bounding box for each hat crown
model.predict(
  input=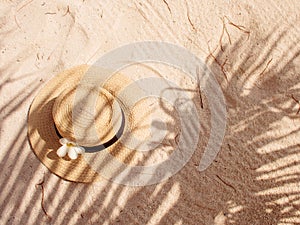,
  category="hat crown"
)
[52,86,122,146]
